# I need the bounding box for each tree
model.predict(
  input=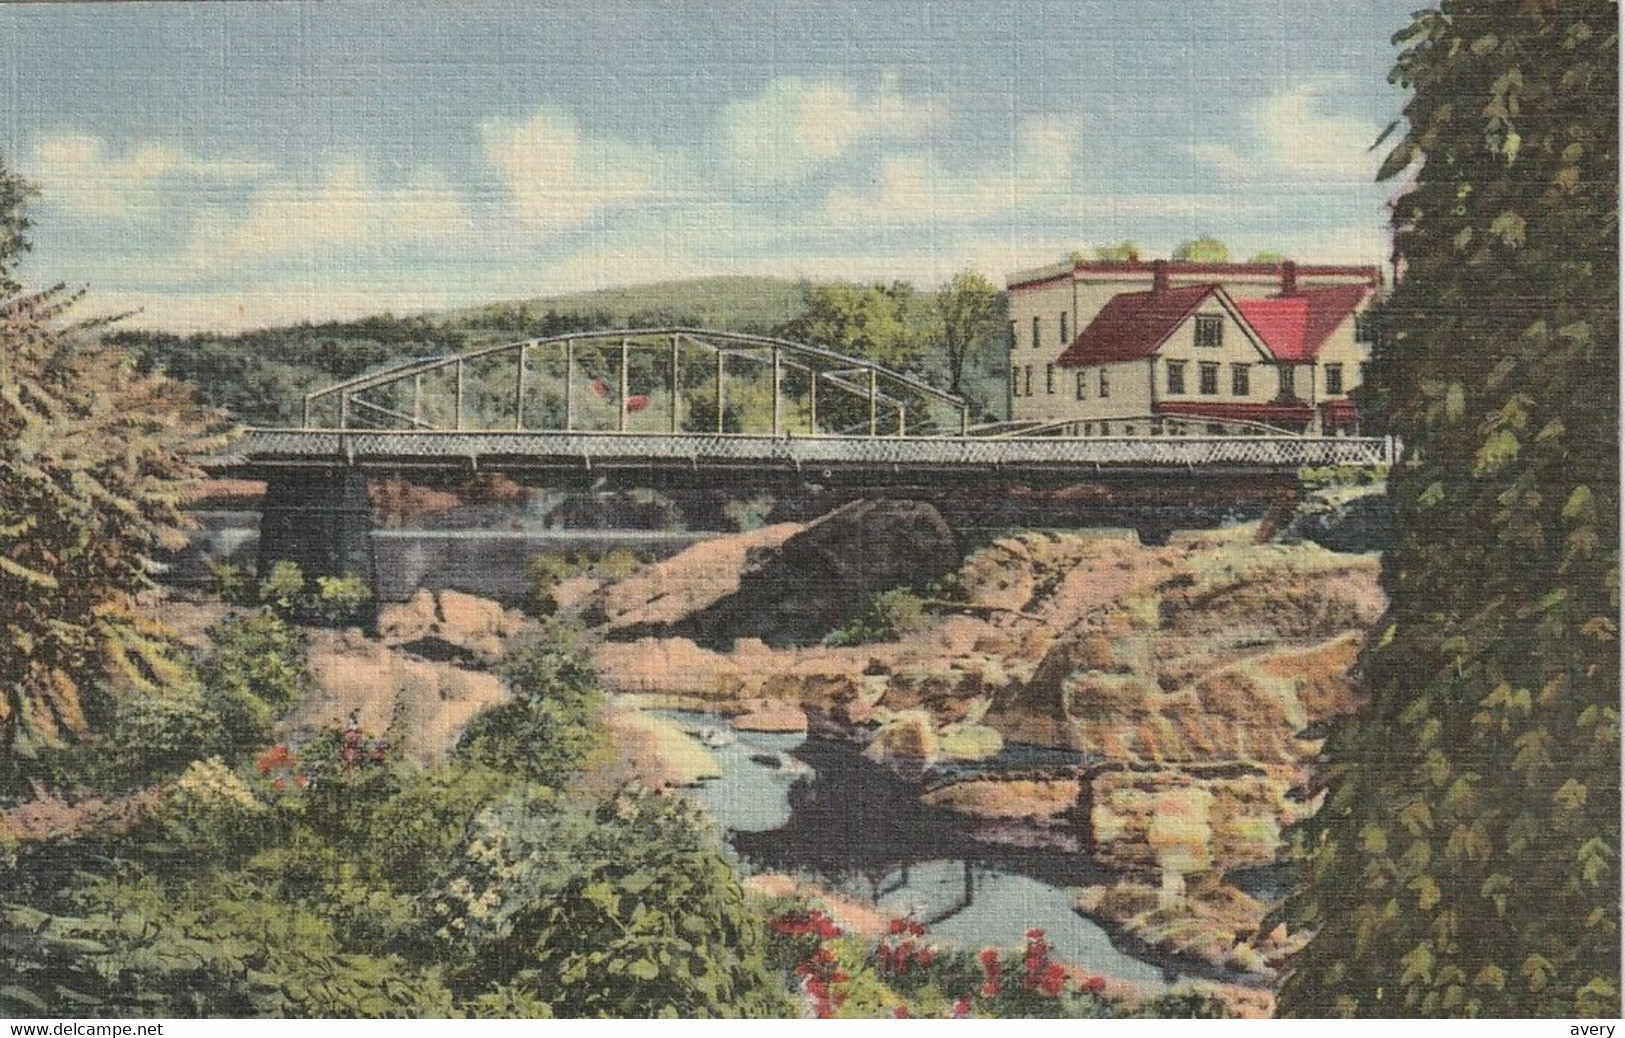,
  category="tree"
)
[1247,251,1287,264]
[1277,1,1618,1019]
[778,280,927,371]
[1093,242,1143,263]
[933,269,1004,397]
[1171,236,1230,264]
[0,161,222,780]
